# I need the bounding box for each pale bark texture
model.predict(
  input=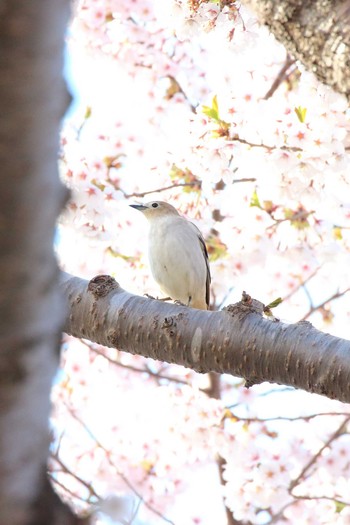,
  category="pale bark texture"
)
[62,273,350,404]
[0,1,85,524]
[244,0,350,100]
